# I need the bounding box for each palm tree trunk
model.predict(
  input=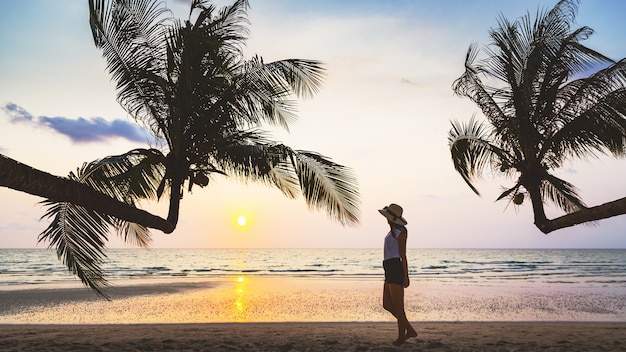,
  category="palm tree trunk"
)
[525,181,549,228]
[166,176,183,227]
[536,197,626,234]
[0,154,175,233]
